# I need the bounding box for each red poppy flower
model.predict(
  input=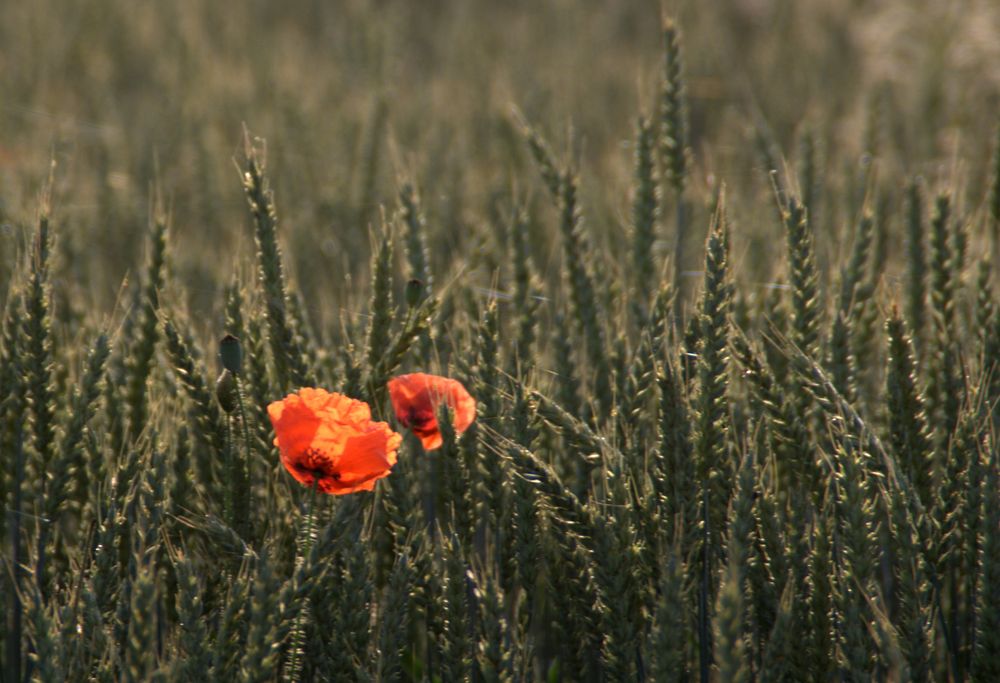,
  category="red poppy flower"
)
[387,373,477,450]
[267,388,402,494]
